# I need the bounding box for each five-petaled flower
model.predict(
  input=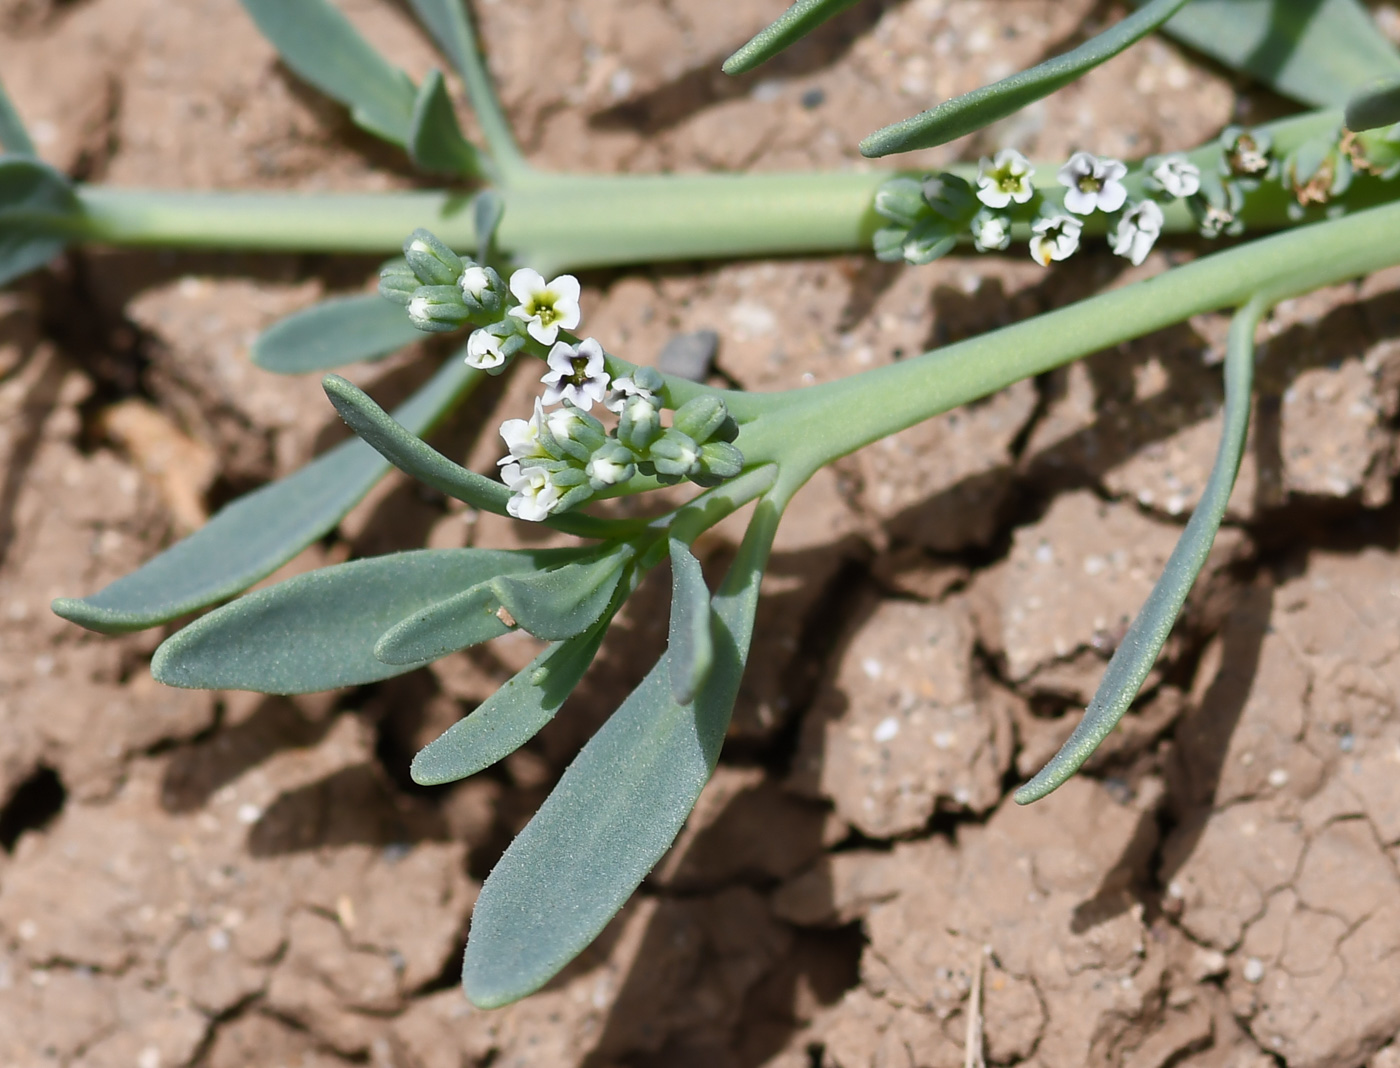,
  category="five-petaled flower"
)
[508,268,581,345]
[501,462,561,522]
[975,149,1036,209]
[541,337,610,411]
[1151,155,1201,199]
[1029,213,1083,266]
[498,398,549,465]
[465,329,507,370]
[1111,200,1165,266]
[605,374,657,414]
[1058,151,1128,215]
